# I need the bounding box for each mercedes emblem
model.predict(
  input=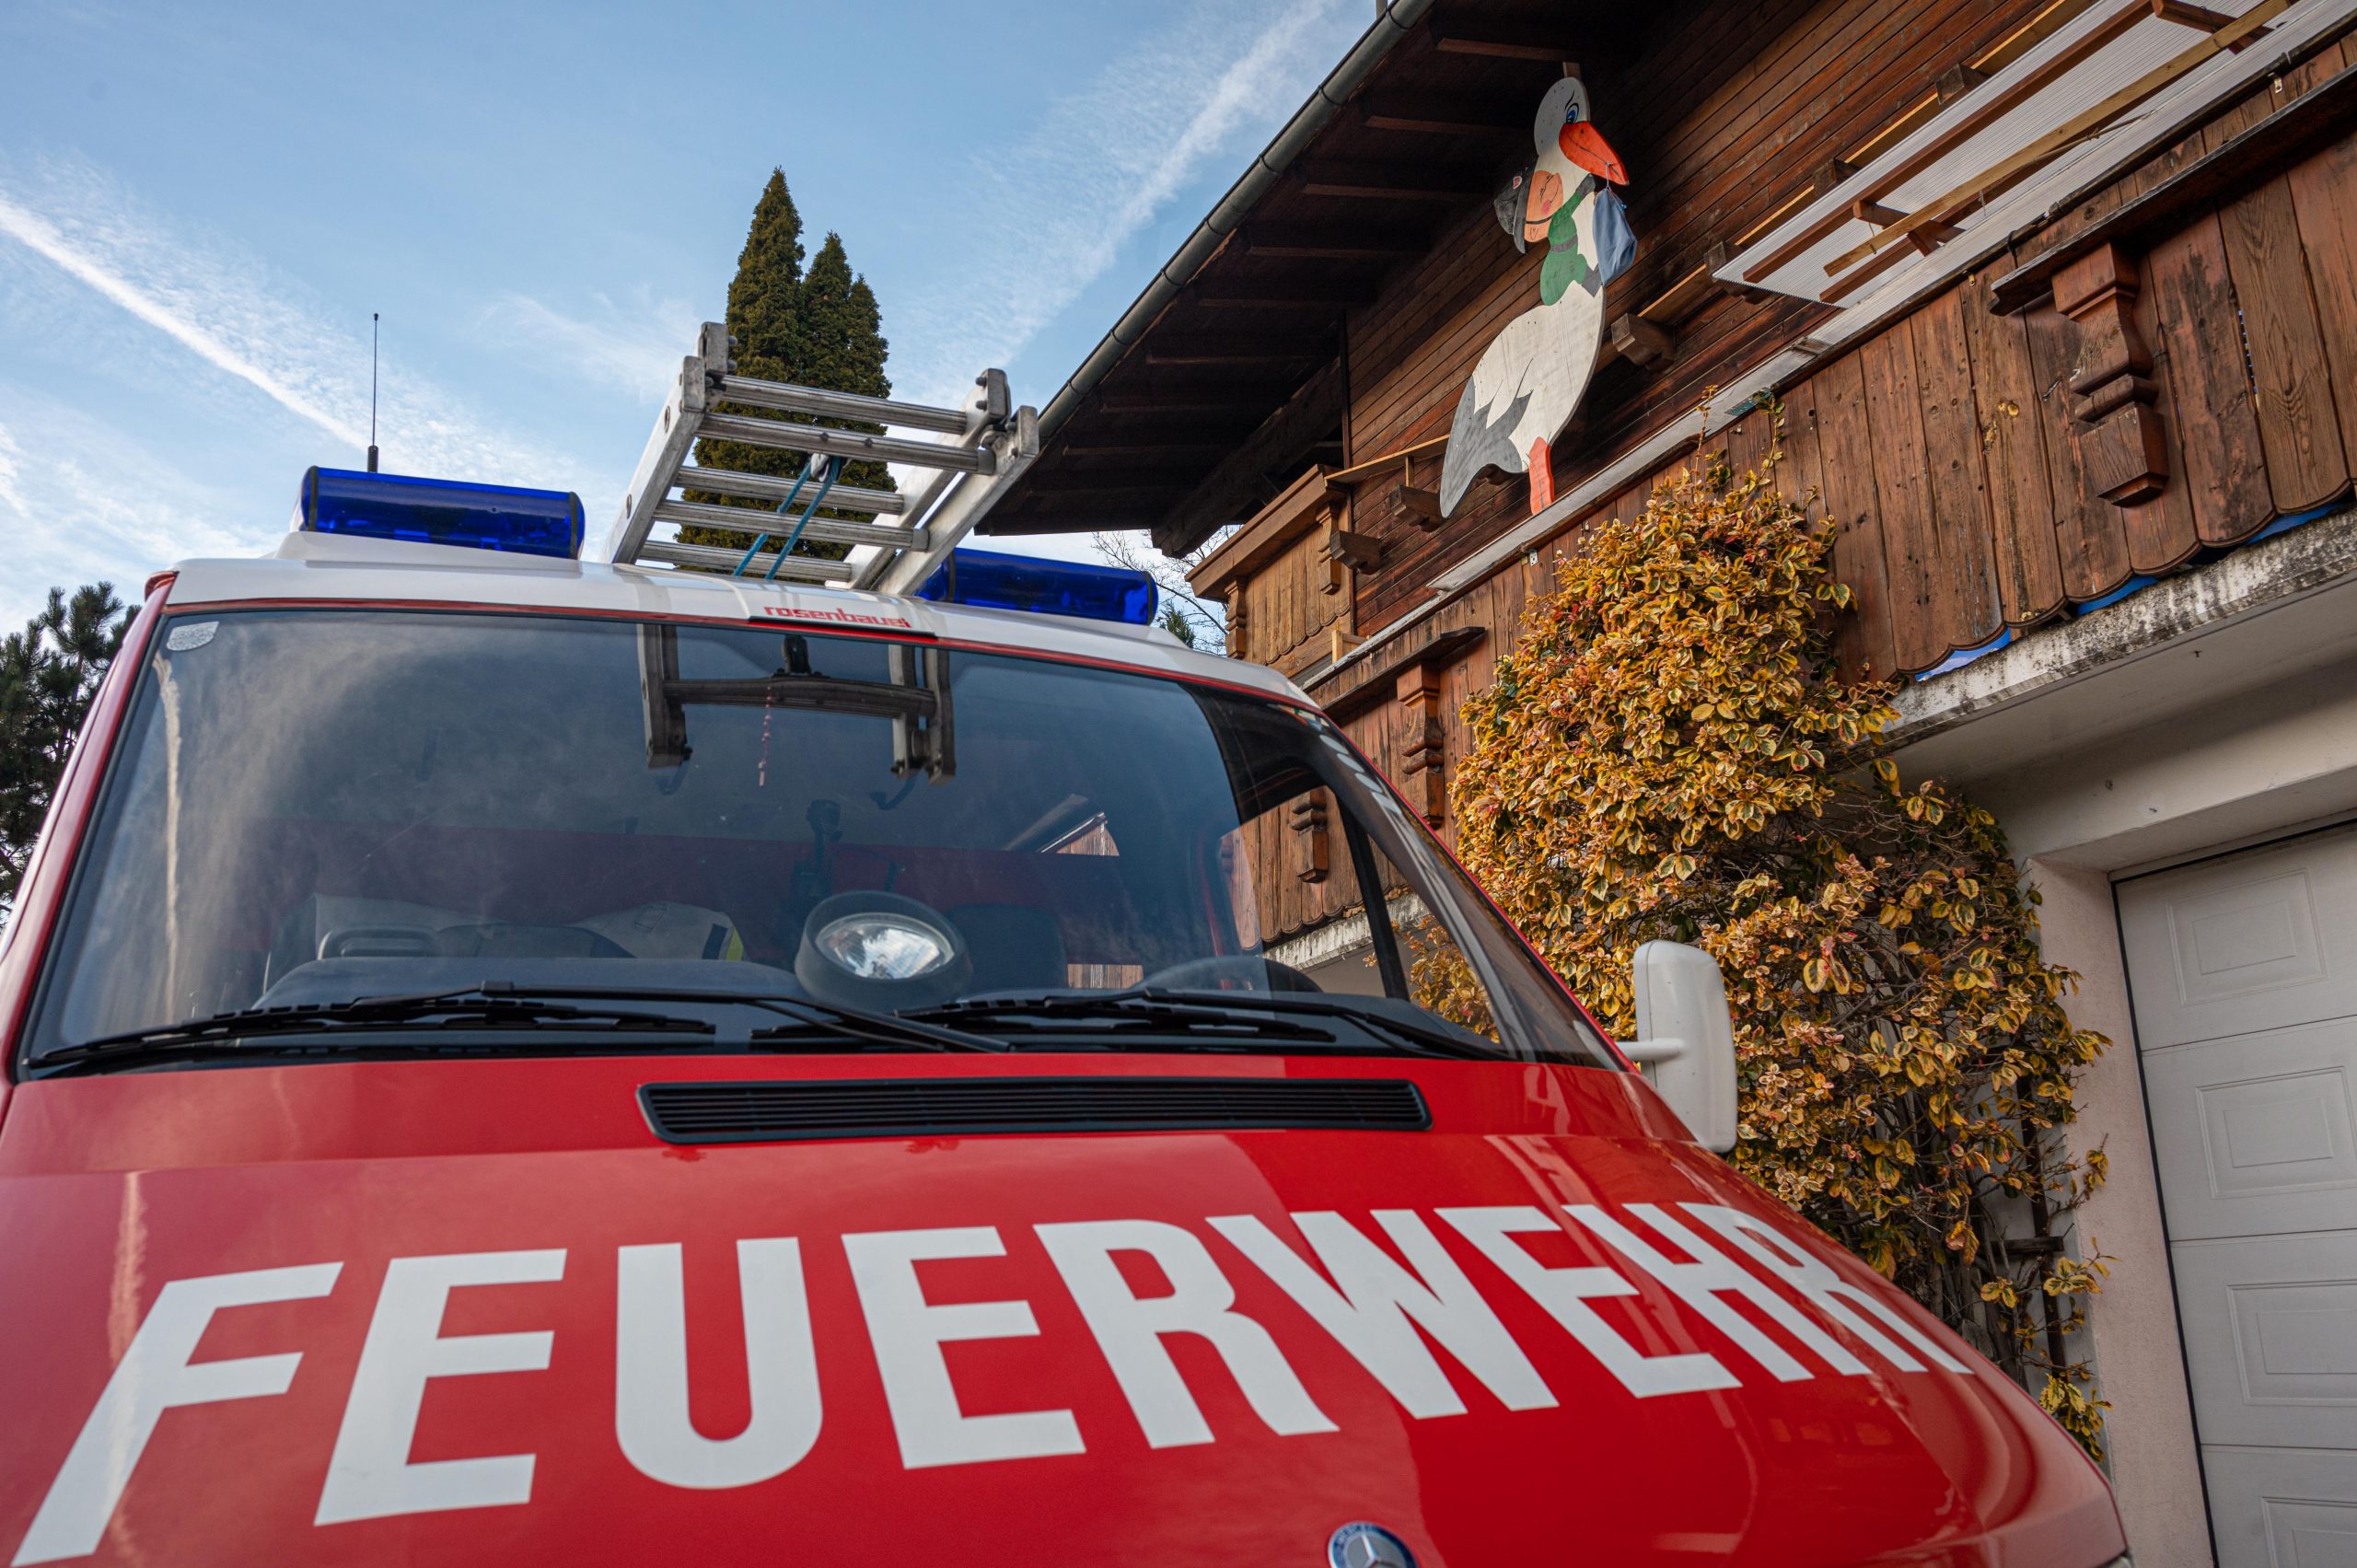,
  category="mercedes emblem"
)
[1328,1521,1418,1568]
